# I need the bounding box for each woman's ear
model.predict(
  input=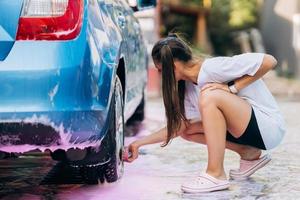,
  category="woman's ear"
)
[173,63,177,70]
[174,60,184,72]
[173,60,179,70]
